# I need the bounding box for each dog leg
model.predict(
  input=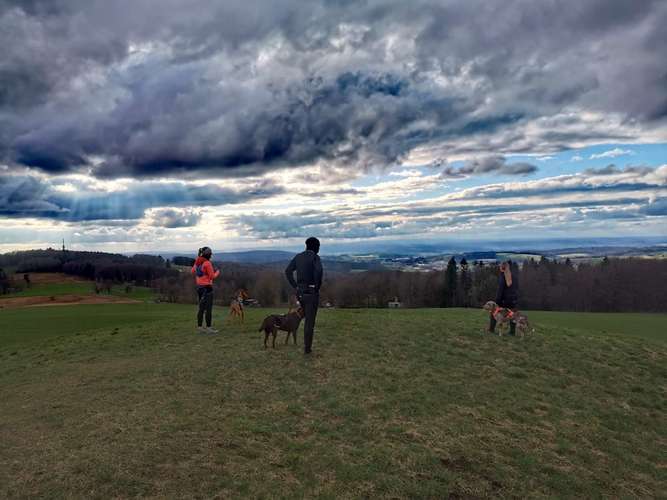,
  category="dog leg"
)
[264,330,268,348]
[272,327,277,349]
